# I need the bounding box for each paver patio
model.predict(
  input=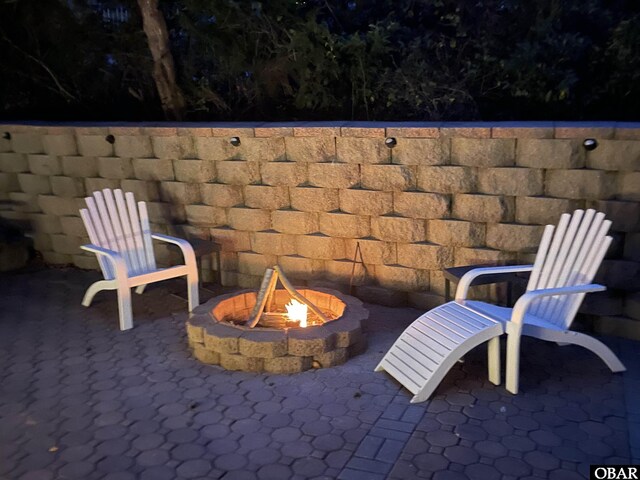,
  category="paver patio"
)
[0,268,638,480]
